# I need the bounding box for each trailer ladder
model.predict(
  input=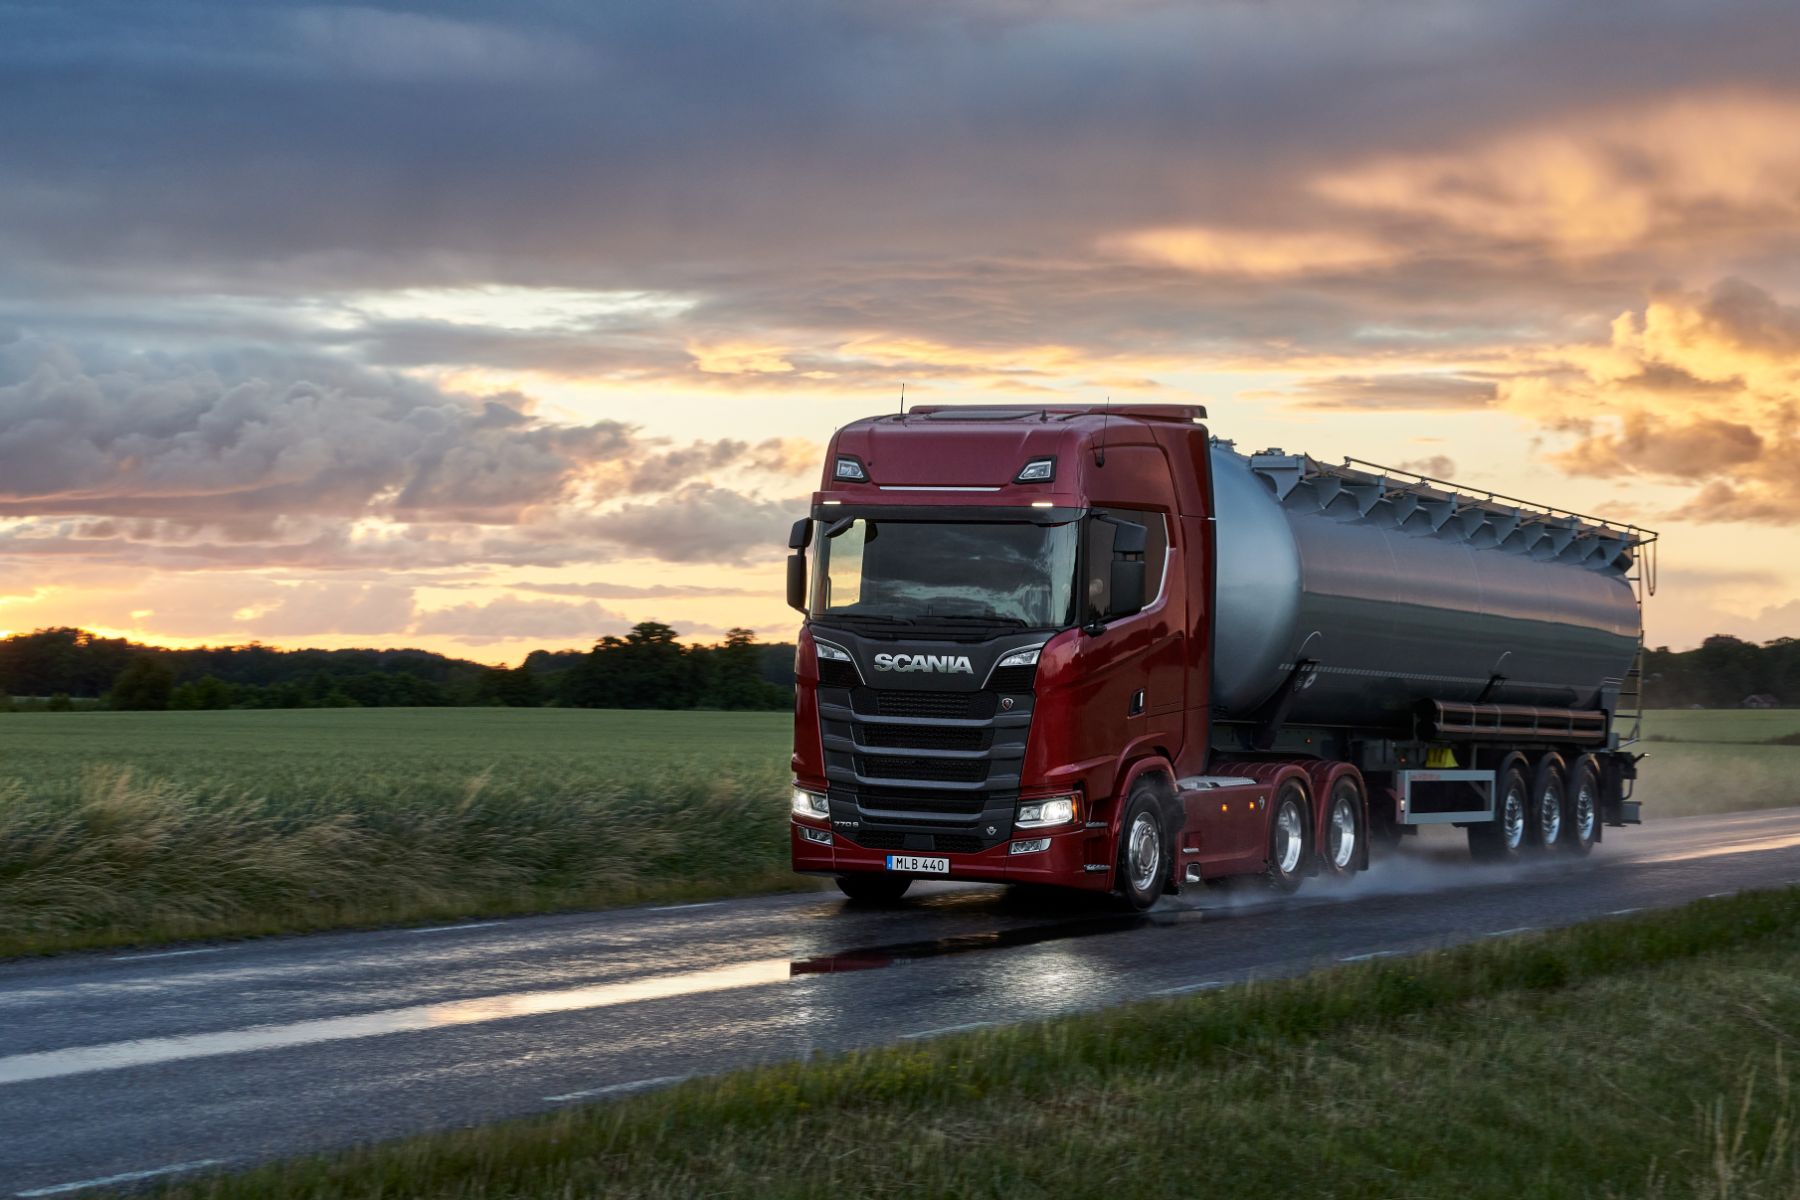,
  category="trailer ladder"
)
[1615,533,1657,748]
